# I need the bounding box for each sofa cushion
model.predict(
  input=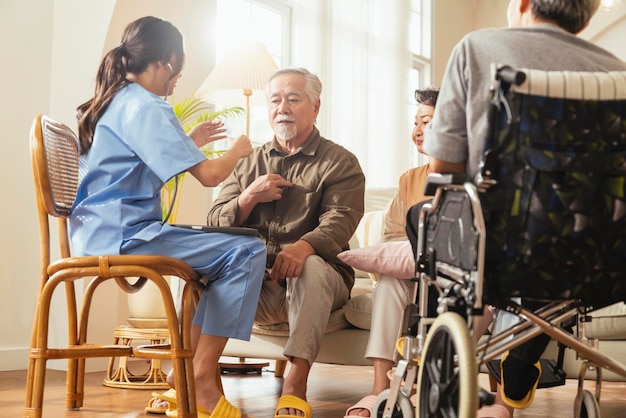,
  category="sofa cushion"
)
[252,308,350,337]
[584,302,626,340]
[338,240,415,280]
[348,188,396,280]
[344,293,372,330]
[353,211,386,281]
